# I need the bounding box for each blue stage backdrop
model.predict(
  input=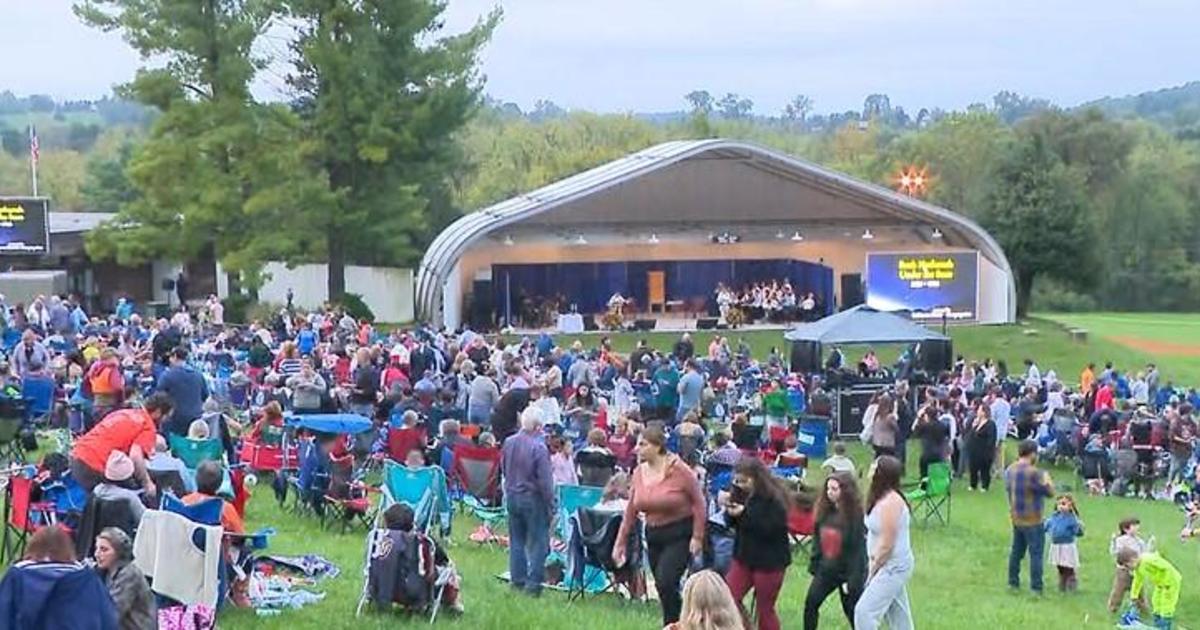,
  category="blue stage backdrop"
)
[493,259,834,319]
